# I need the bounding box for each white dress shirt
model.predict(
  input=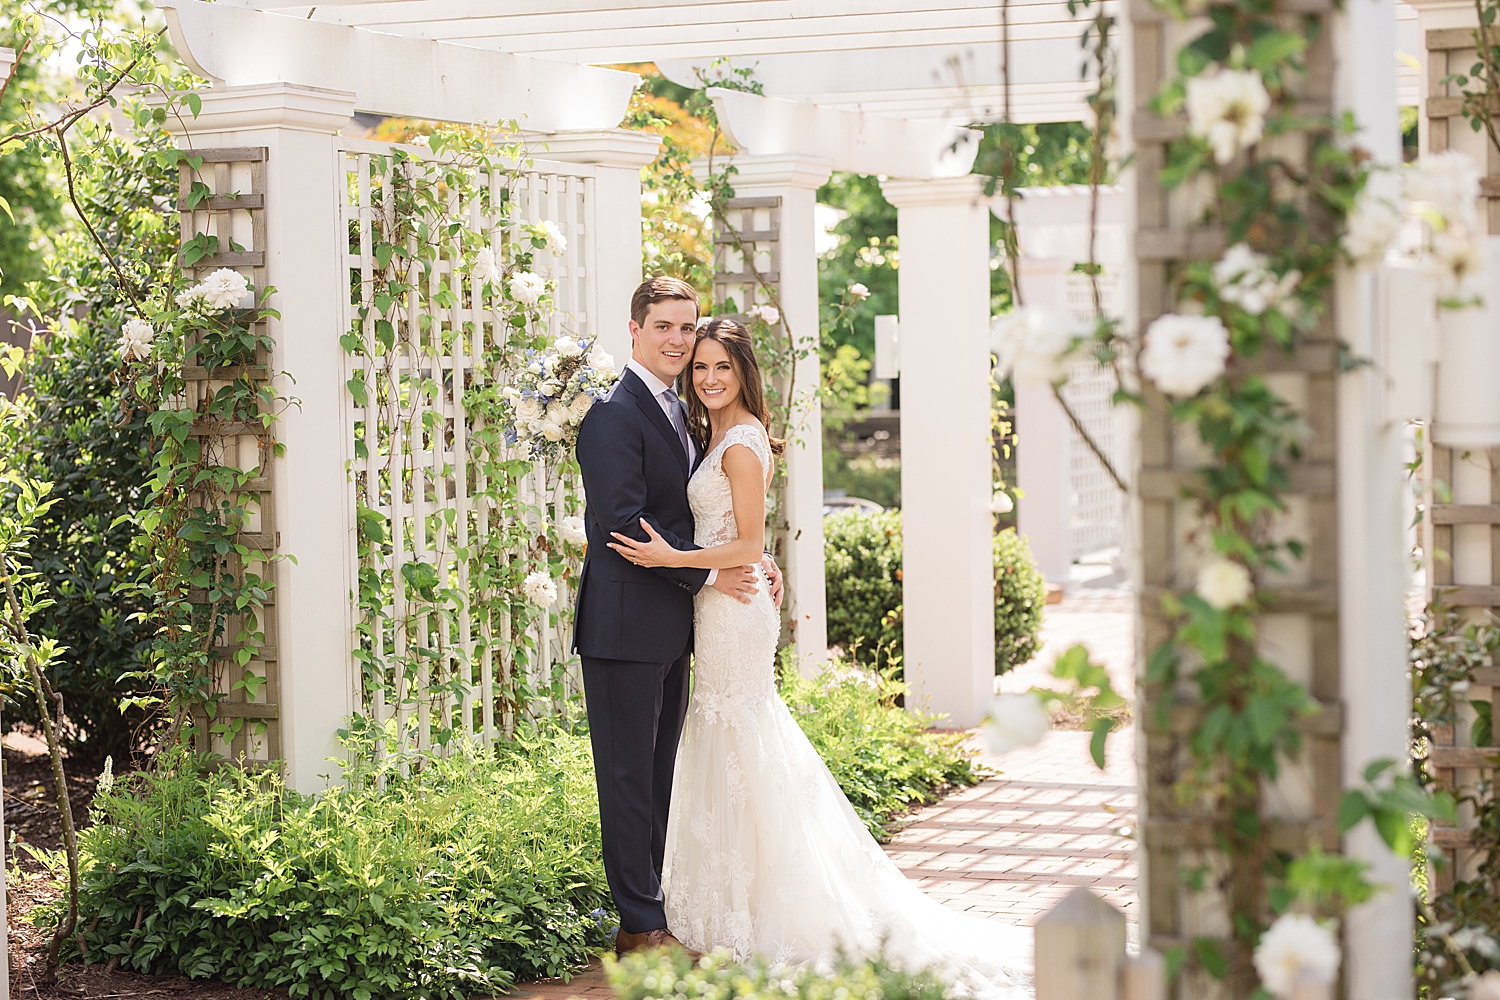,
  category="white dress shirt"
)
[625,358,716,586]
